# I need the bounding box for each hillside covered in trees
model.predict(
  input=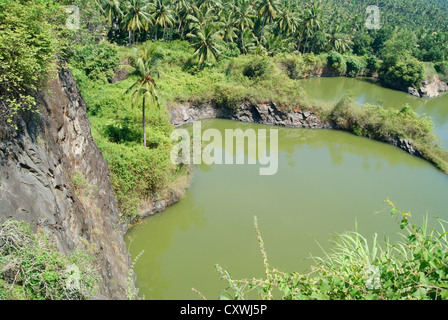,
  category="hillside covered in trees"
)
[59,0,448,91]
